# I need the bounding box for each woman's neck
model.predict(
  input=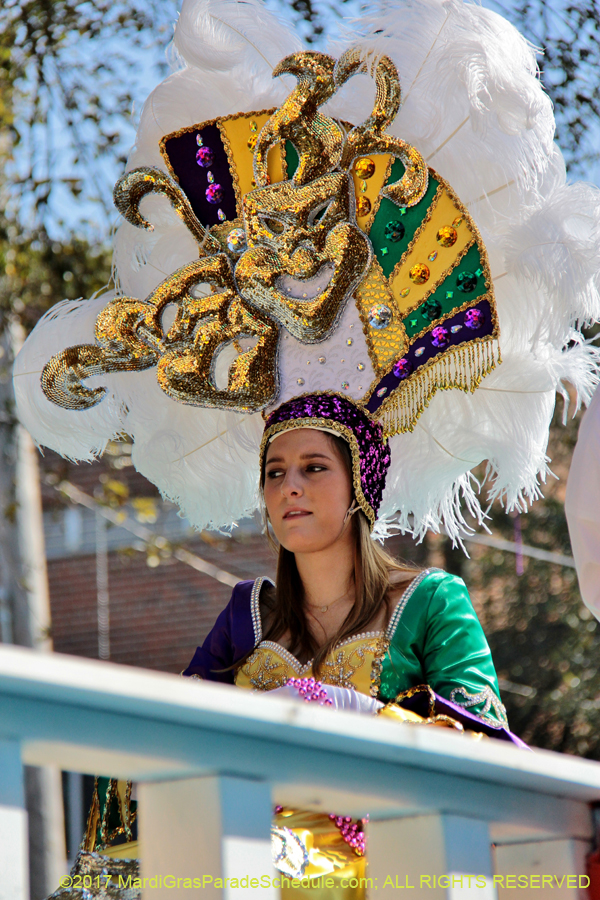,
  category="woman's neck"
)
[294,535,355,608]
